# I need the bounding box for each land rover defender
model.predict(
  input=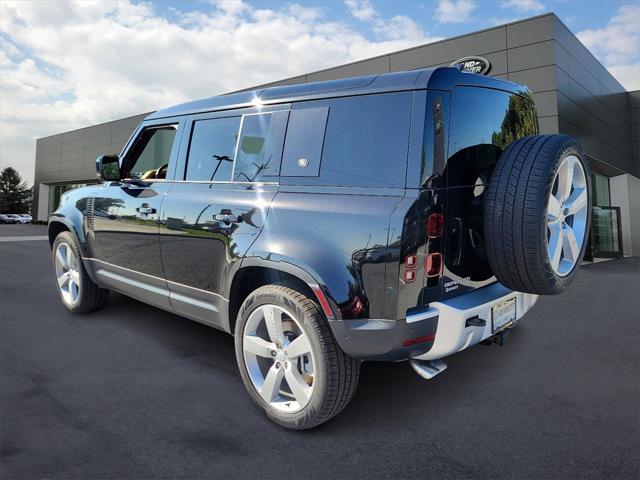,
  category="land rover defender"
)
[48,67,591,429]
